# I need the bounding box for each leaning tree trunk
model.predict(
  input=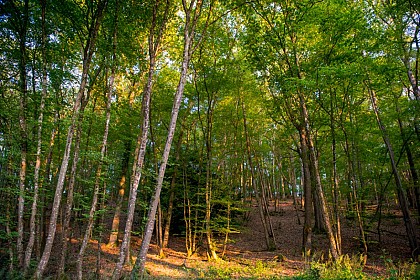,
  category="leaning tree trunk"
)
[38,108,59,260]
[107,140,130,247]
[57,114,84,277]
[34,2,107,278]
[396,98,420,221]
[162,102,192,249]
[298,89,339,260]
[368,86,419,256]
[58,69,96,277]
[112,1,170,278]
[309,124,340,261]
[130,1,210,277]
[112,44,153,280]
[76,10,117,277]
